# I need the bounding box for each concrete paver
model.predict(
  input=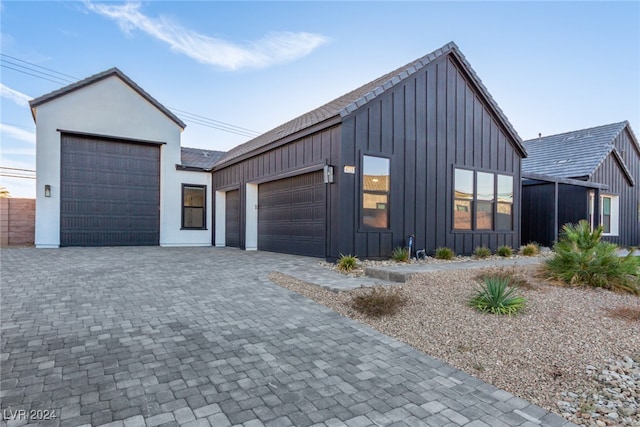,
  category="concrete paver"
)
[0,247,576,426]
